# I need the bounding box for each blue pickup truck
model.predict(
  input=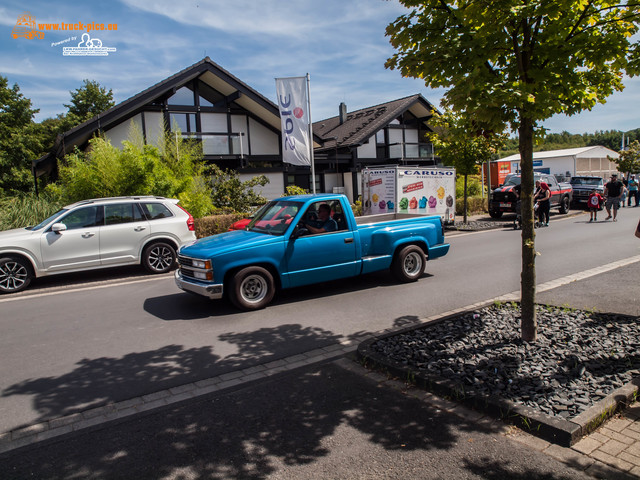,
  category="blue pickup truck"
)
[175,194,450,310]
